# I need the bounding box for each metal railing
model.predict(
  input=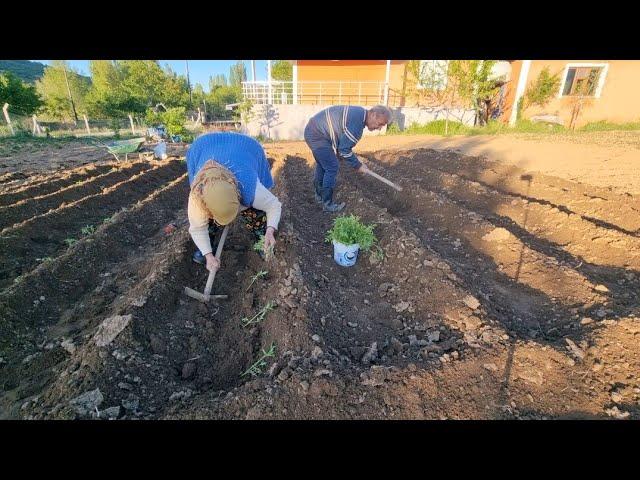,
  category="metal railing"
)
[242,81,404,106]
